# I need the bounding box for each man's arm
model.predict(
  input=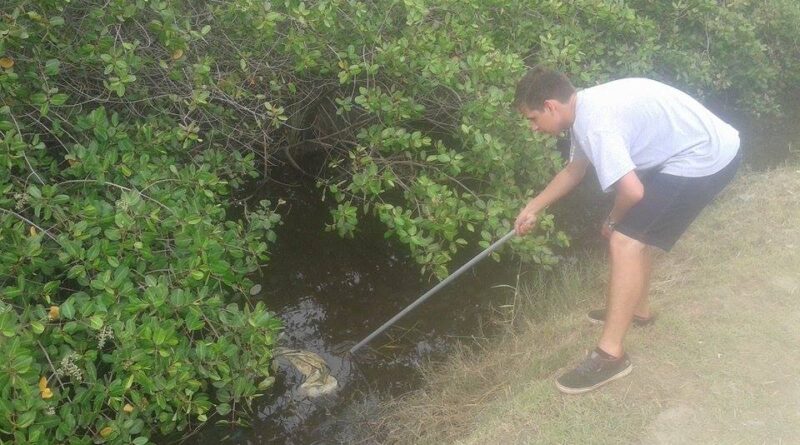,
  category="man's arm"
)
[602,170,644,238]
[515,157,590,235]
